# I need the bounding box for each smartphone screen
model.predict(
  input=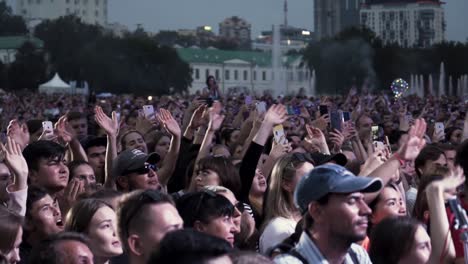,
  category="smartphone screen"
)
[330,112,343,132]
[371,125,379,141]
[143,105,155,119]
[319,105,328,116]
[256,101,266,114]
[42,121,54,135]
[273,125,287,144]
[343,112,351,122]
